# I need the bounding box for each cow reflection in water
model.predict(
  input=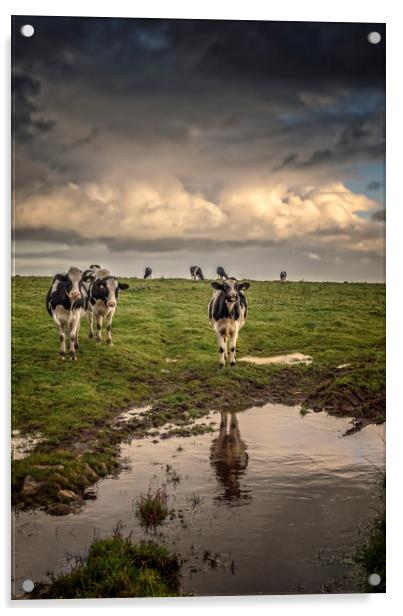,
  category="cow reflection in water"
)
[210,412,250,501]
